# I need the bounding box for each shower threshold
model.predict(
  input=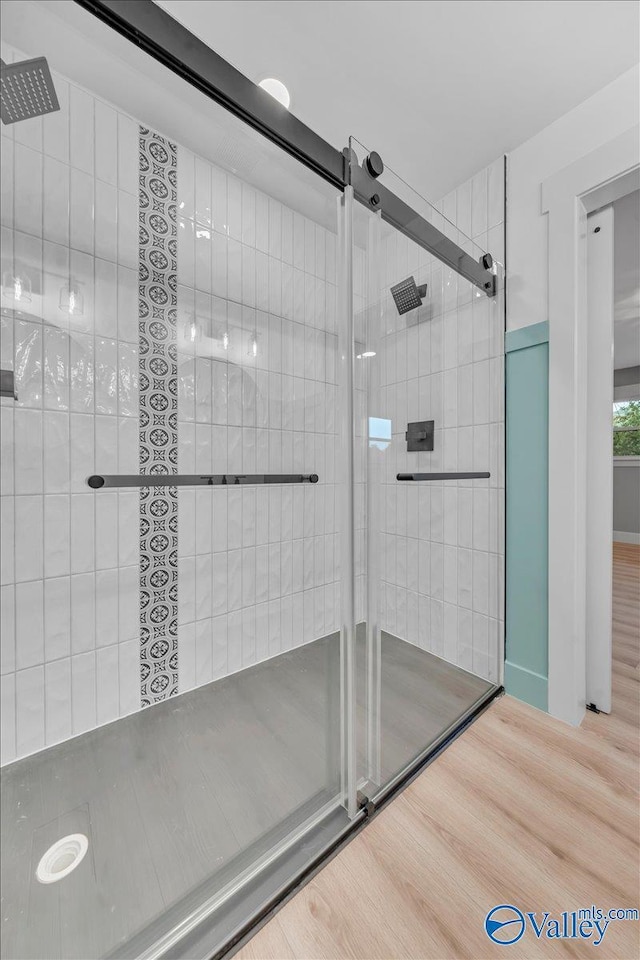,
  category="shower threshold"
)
[0,632,498,960]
